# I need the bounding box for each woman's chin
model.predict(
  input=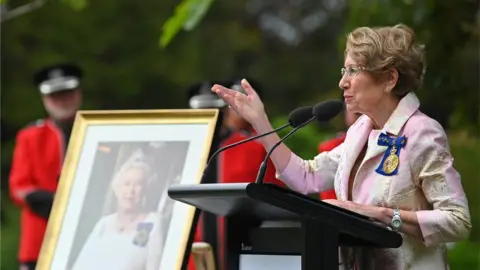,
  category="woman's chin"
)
[345,103,357,112]
[118,204,137,212]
